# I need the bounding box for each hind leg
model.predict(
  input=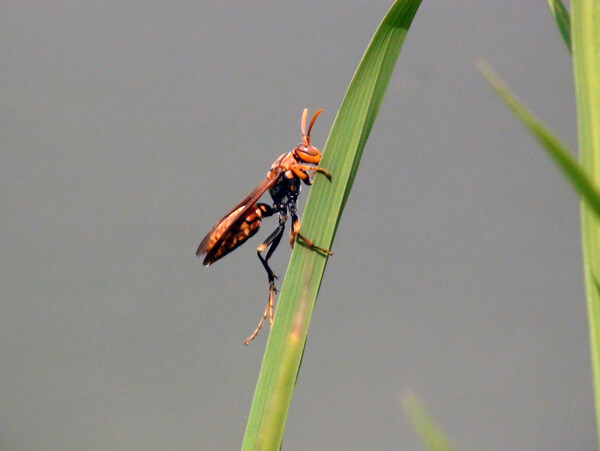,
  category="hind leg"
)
[244,213,286,345]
